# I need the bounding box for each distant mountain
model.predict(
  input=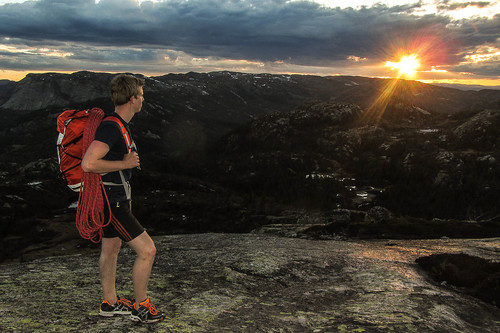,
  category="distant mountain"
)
[3,71,500,116]
[0,79,16,105]
[0,71,113,112]
[0,79,14,87]
[432,82,500,91]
